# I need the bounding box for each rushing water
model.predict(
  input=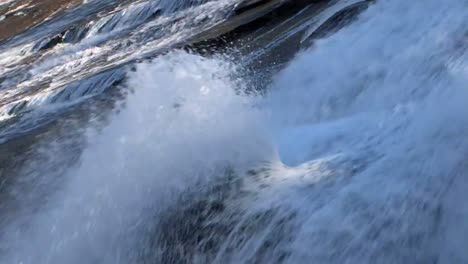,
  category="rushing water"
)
[1,0,468,263]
